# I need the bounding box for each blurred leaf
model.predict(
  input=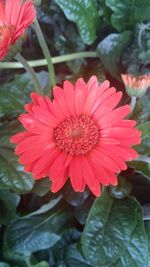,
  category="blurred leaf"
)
[25,196,62,217]
[32,262,49,267]
[0,253,36,267]
[68,59,106,85]
[74,196,94,225]
[145,221,150,267]
[97,31,132,79]
[0,74,32,118]
[81,189,147,266]
[121,24,150,75]
[38,0,86,72]
[129,161,150,180]
[55,0,100,44]
[0,72,48,118]
[4,204,72,257]
[109,175,132,199]
[112,209,148,267]
[0,263,10,267]
[52,228,92,266]
[58,244,93,267]
[136,122,150,155]
[143,204,150,221]
[0,190,20,225]
[130,100,143,121]
[0,121,34,192]
[62,182,89,207]
[32,178,51,197]
[138,91,150,123]
[106,0,150,32]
